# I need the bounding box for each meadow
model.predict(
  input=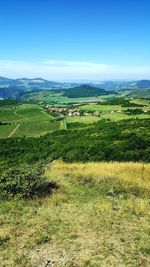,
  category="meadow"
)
[1,160,150,266]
